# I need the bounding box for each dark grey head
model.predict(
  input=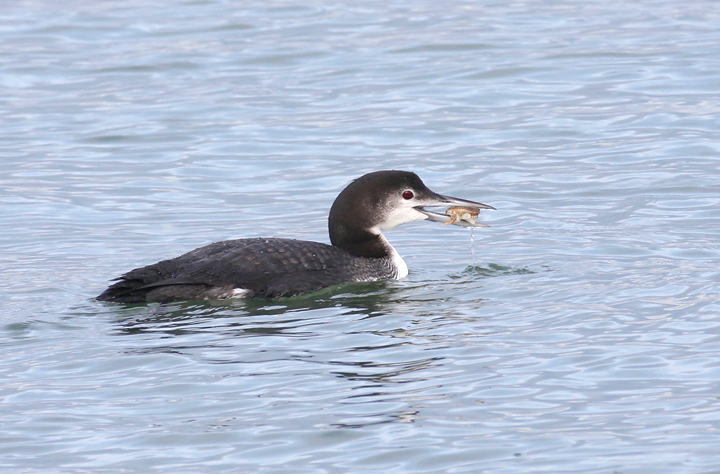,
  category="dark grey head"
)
[329,170,493,258]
